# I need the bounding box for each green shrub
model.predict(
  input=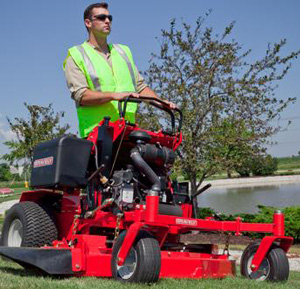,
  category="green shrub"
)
[0,163,13,182]
[282,207,300,241]
[197,207,216,219]
[251,155,278,176]
[235,158,252,177]
[234,154,278,177]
